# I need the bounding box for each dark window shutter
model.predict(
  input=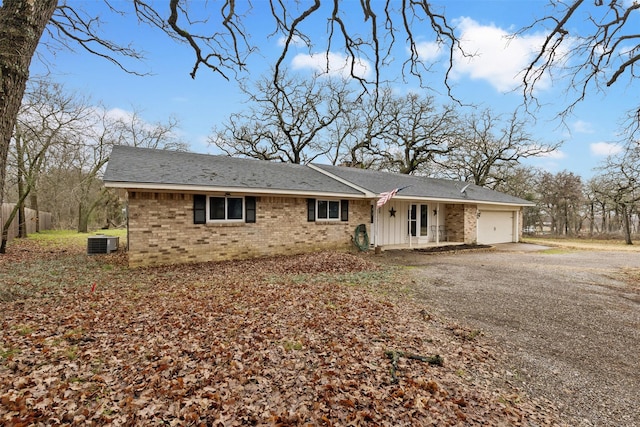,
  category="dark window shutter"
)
[307,198,316,222]
[245,196,256,223]
[193,194,206,224]
[341,200,349,221]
